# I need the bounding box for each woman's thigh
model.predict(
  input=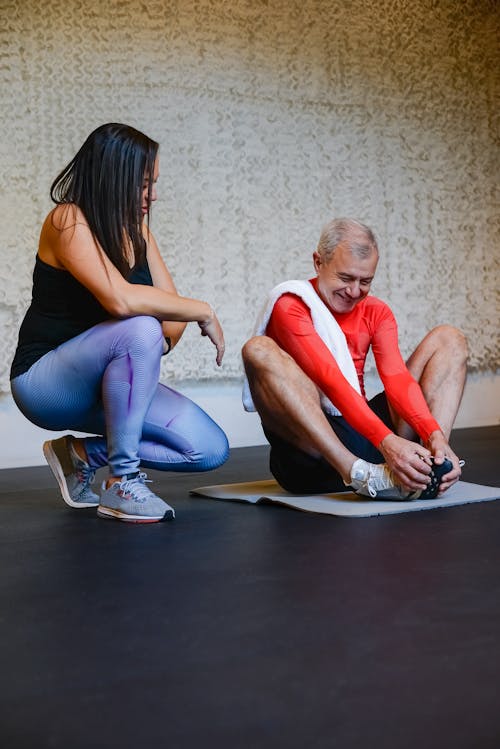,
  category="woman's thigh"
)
[10,317,162,433]
[12,347,105,432]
